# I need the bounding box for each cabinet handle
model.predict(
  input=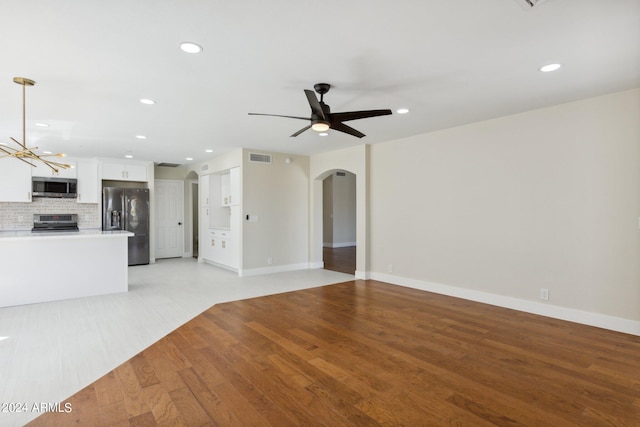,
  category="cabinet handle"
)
[222,241,226,249]
[229,196,232,204]
[78,193,81,201]
[211,239,215,246]
[28,192,31,201]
